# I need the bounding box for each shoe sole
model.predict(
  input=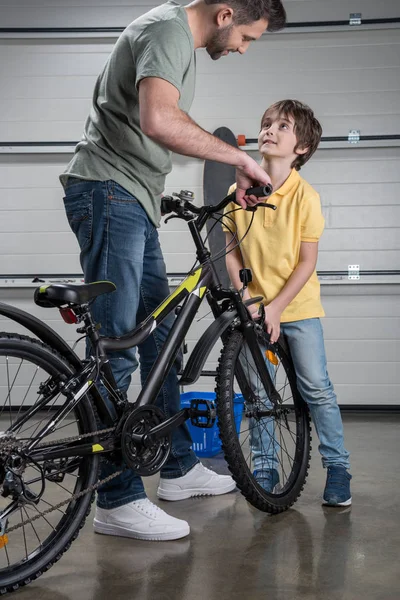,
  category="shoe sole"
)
[322,497,352,507]
[157,481,237,501]
[93,519,190,541]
